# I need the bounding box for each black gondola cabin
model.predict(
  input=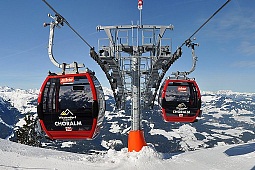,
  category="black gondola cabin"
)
[37,72,105,140]
[159,78,201,123]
